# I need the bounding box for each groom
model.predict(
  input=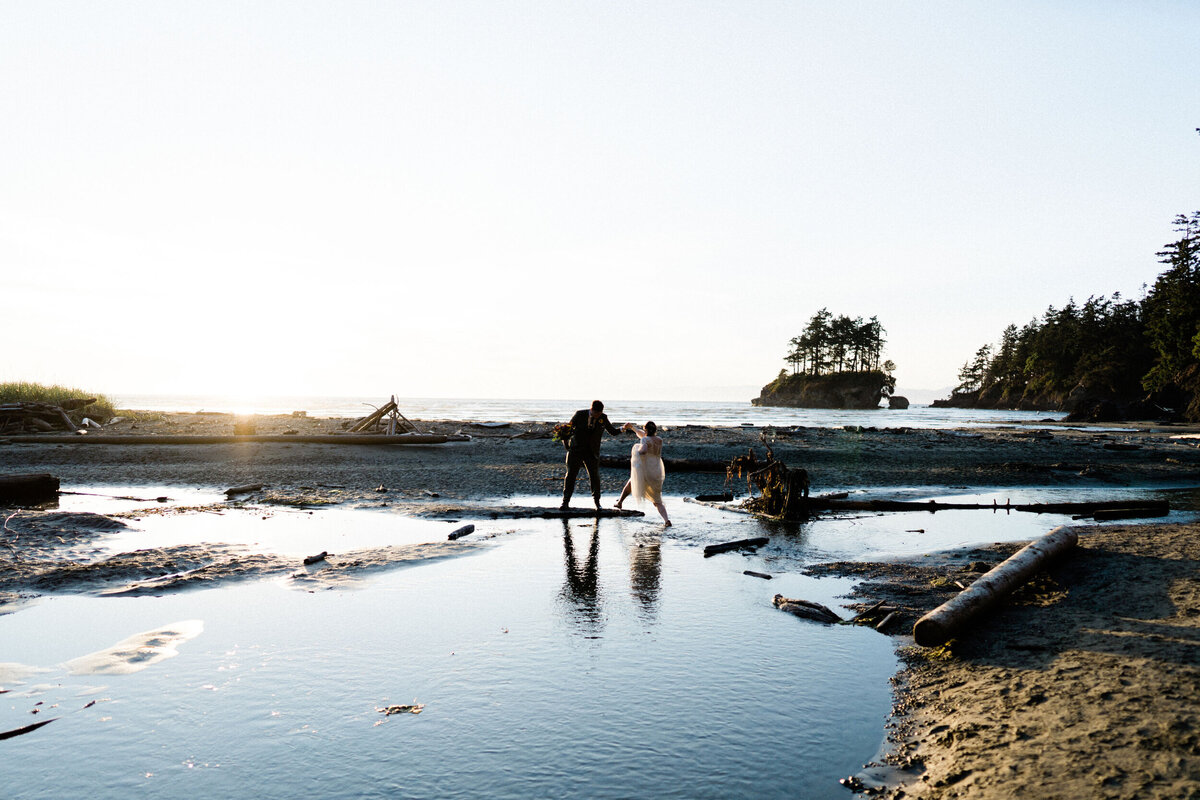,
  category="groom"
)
[561,400,622,510]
